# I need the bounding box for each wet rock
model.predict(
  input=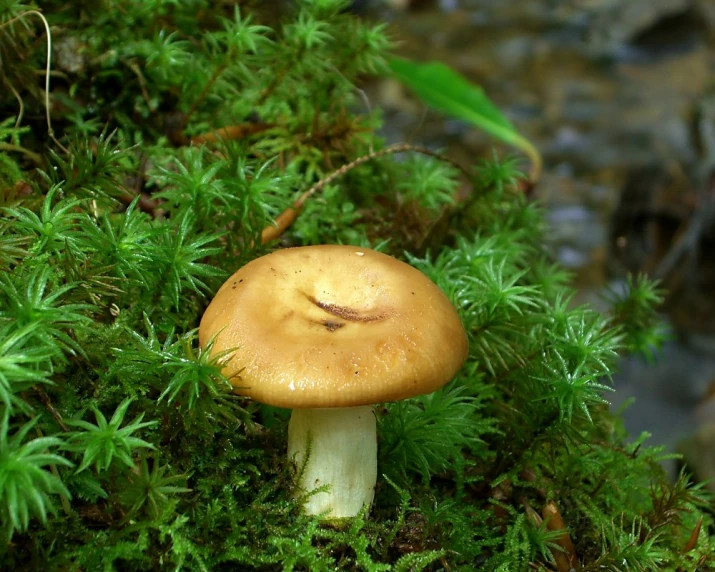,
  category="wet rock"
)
[613,340,715,479]
[584,0,691,56]
[695,0,715,32]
